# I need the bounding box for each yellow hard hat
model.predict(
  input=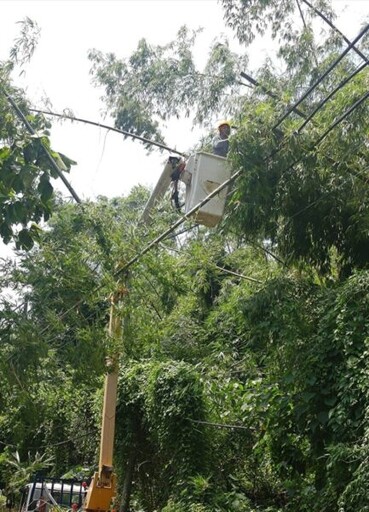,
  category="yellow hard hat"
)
[217,119,231,129]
